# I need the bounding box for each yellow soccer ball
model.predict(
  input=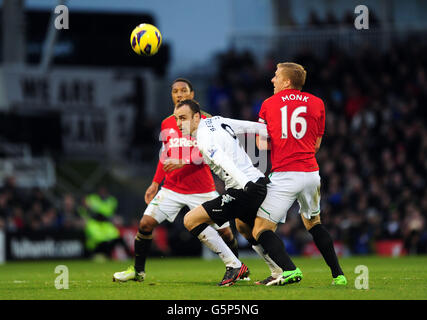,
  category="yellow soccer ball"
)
[130,23,162,56]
